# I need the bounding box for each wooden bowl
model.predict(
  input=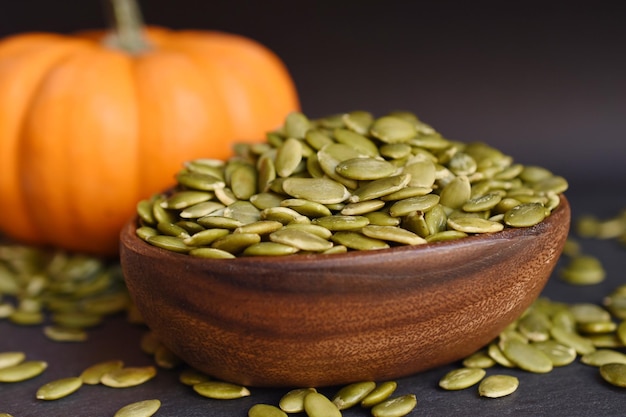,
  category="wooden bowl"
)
[119,195,570,388]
